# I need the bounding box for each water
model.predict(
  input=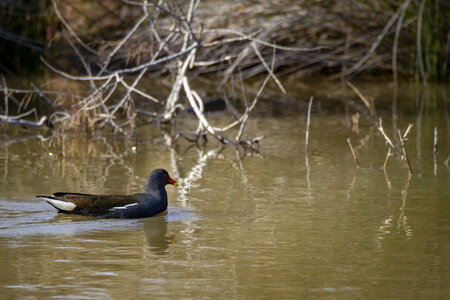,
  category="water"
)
[0,83,449,299]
